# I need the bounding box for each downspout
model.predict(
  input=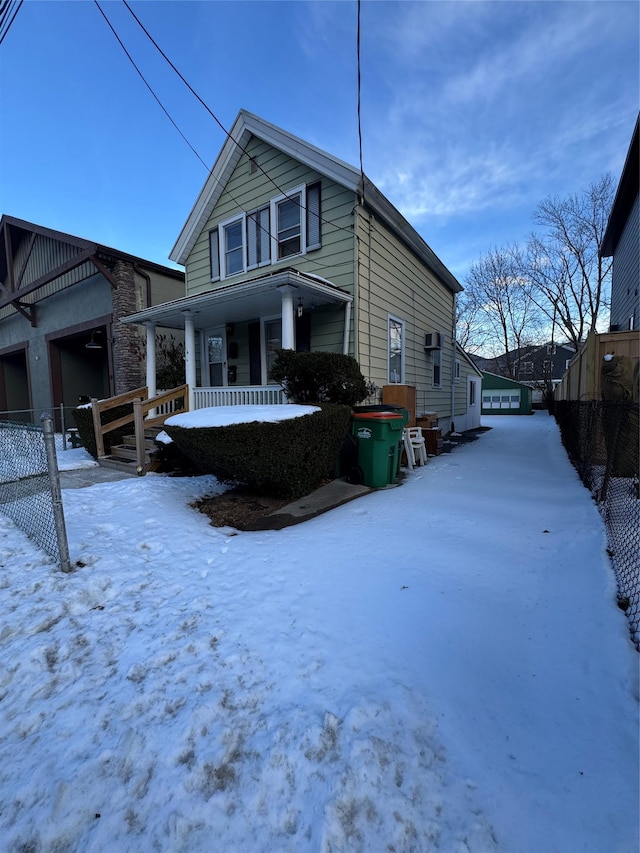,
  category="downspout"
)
[450,293,457,434]
[133,262,152,308]
[343,300,352,355]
